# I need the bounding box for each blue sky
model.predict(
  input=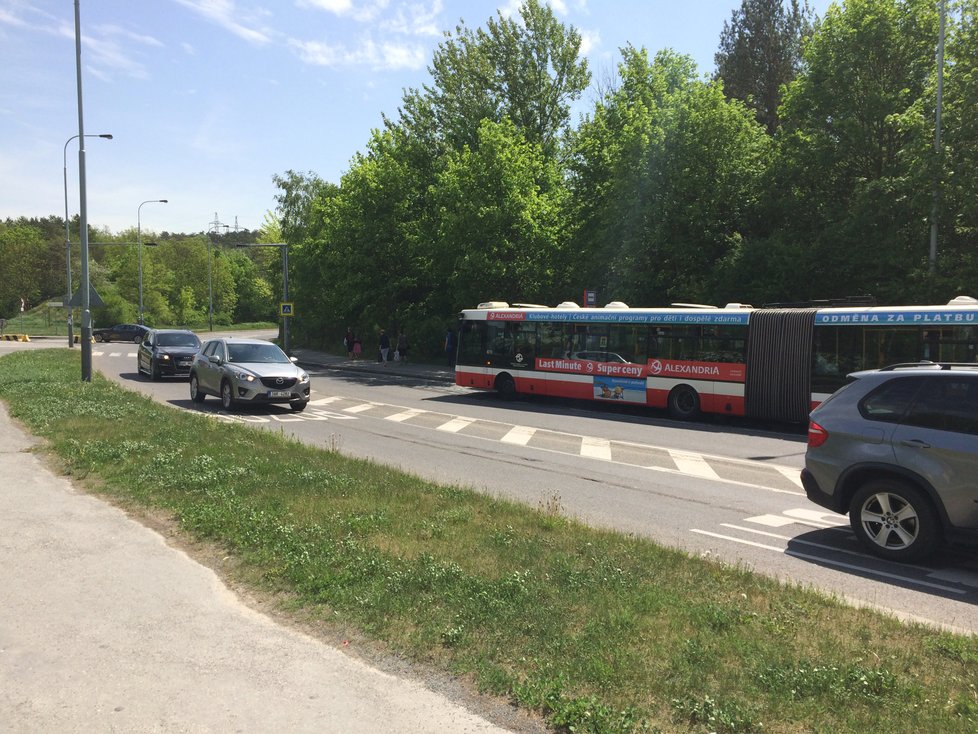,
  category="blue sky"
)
[0,0,833,236]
